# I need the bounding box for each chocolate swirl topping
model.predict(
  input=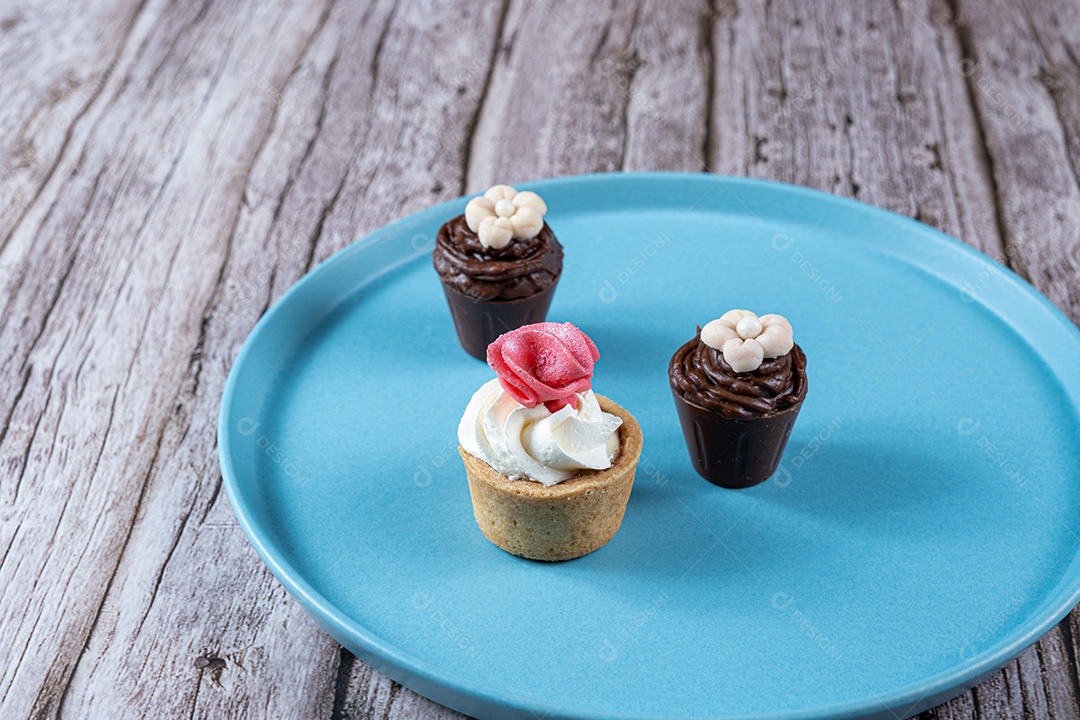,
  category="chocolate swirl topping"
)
[669,331,807,420]
[432,214,563,301]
